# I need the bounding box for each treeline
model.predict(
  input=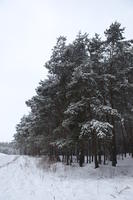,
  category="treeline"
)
[0,142,17,155]
[14,22,133,168]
